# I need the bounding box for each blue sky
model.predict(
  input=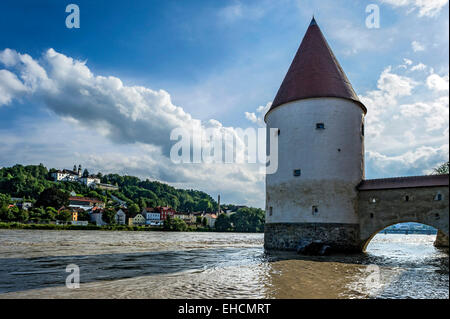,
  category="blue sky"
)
[0,0,448,207]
